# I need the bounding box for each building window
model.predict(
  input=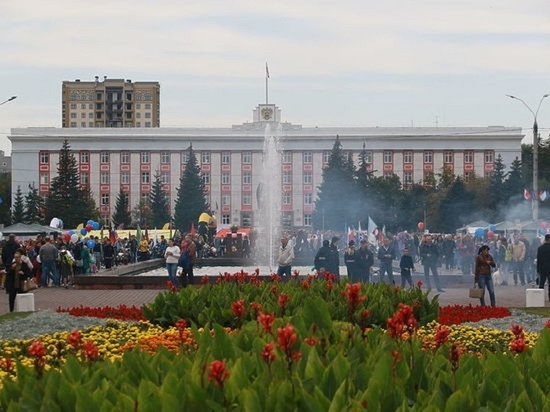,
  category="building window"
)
[303,171,312,184]
[464,151,474,164]
[161,172,170,184]
[145,122,151,127]
[484,150,494,163]
[383,151,393,163]
[40,152,49,164]
[282,151,292,163]
[282,192,291,205]
[100,151,110,163]
[283,170,292,184]
[444,151,453,164]
[403,172,413,186]
[304,214,312,226]
[80,122,86,128]
[222,214,231,225]
[89,122,94,127]
[81,112,86,118]
[161,151,170,164]
[304,193,313,205]
[136,113,141,119]
[81,173,89,185]
[242,172,251,184]
[70,113,77,119]
[323,151,331,164]
[101,193,110,205]
[121,171,130,184]
[39,173,49,185]
[121,151,130,164]
[201,152,210,164]
[303,151,312,164]
[242,152,252,164]
[145,103,152,109]
[141,192,150,203]
[221,152,231,164]
[144,112,151,119]
[464,171,473,182]
[100,172,110,184]
[70,103,76,109]
[222,194,231,206]
[403,151,413,164]
[424,151,433,163]
[141,151,150,163]
[201,172,210,185]
[242,193,252,205]
[181,151,190,164]
[221,172,231,185]
[141,171,150,184]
